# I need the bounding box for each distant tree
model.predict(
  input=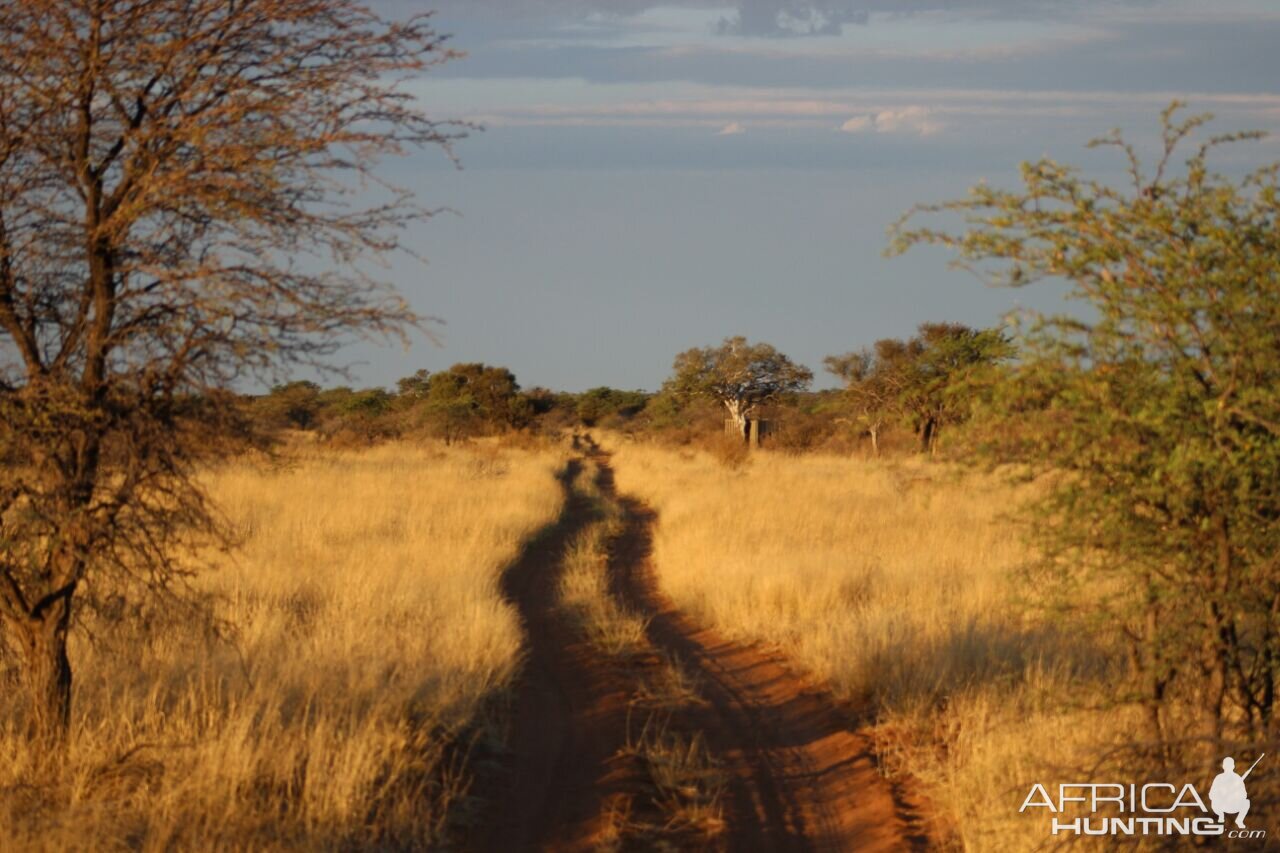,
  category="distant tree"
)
[437,364,528,430]
[824,346,903,456]
[0,0,457,742]
[420,374,478,445]
[826,324,1007,455]
[339,388,394,419]
[668,337,813,441]
[524,387,571,415]
[891,104,1280,746]
[632,388,716,436]
[575,387,648,427]
[900,323,1010,455]
[255,381,323,430]
[302,386,398,442]
[415,363,528,439]
[396,369,432,400]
